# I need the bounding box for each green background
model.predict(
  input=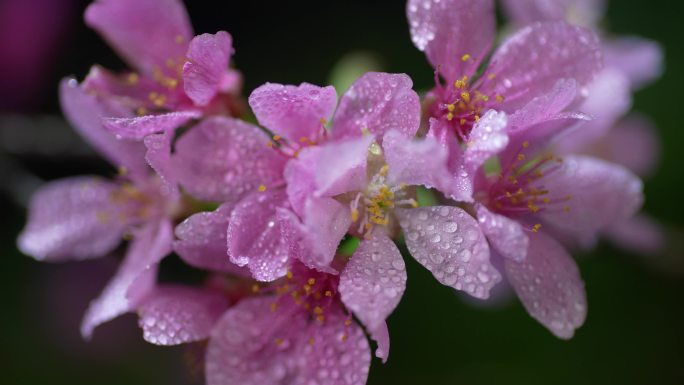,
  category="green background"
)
[1,0,682,384]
